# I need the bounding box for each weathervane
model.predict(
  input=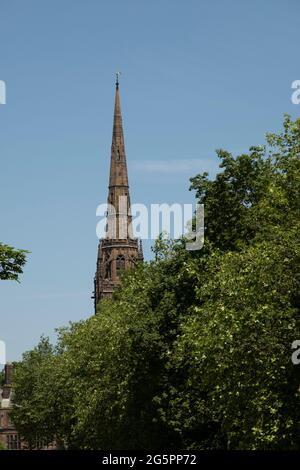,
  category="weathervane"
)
[115,71,121,89]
